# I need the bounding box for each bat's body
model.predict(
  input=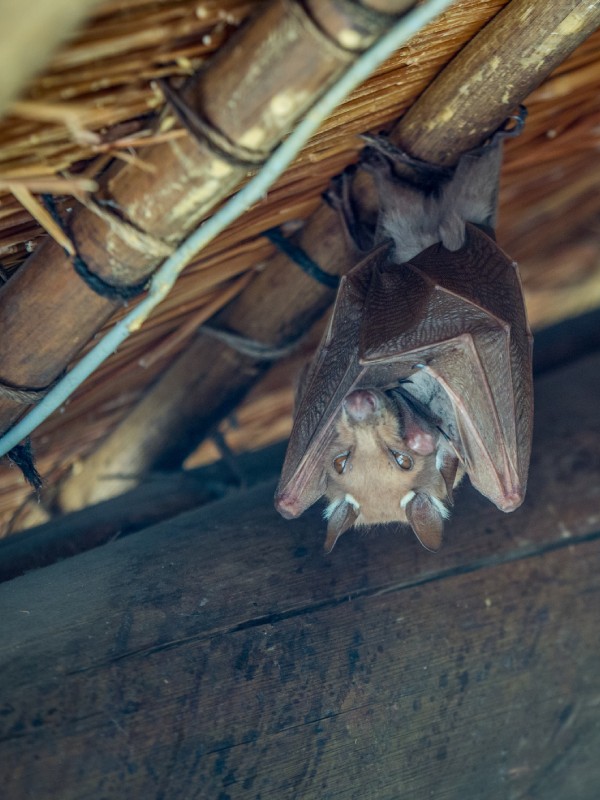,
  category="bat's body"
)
[276,121,533,552]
